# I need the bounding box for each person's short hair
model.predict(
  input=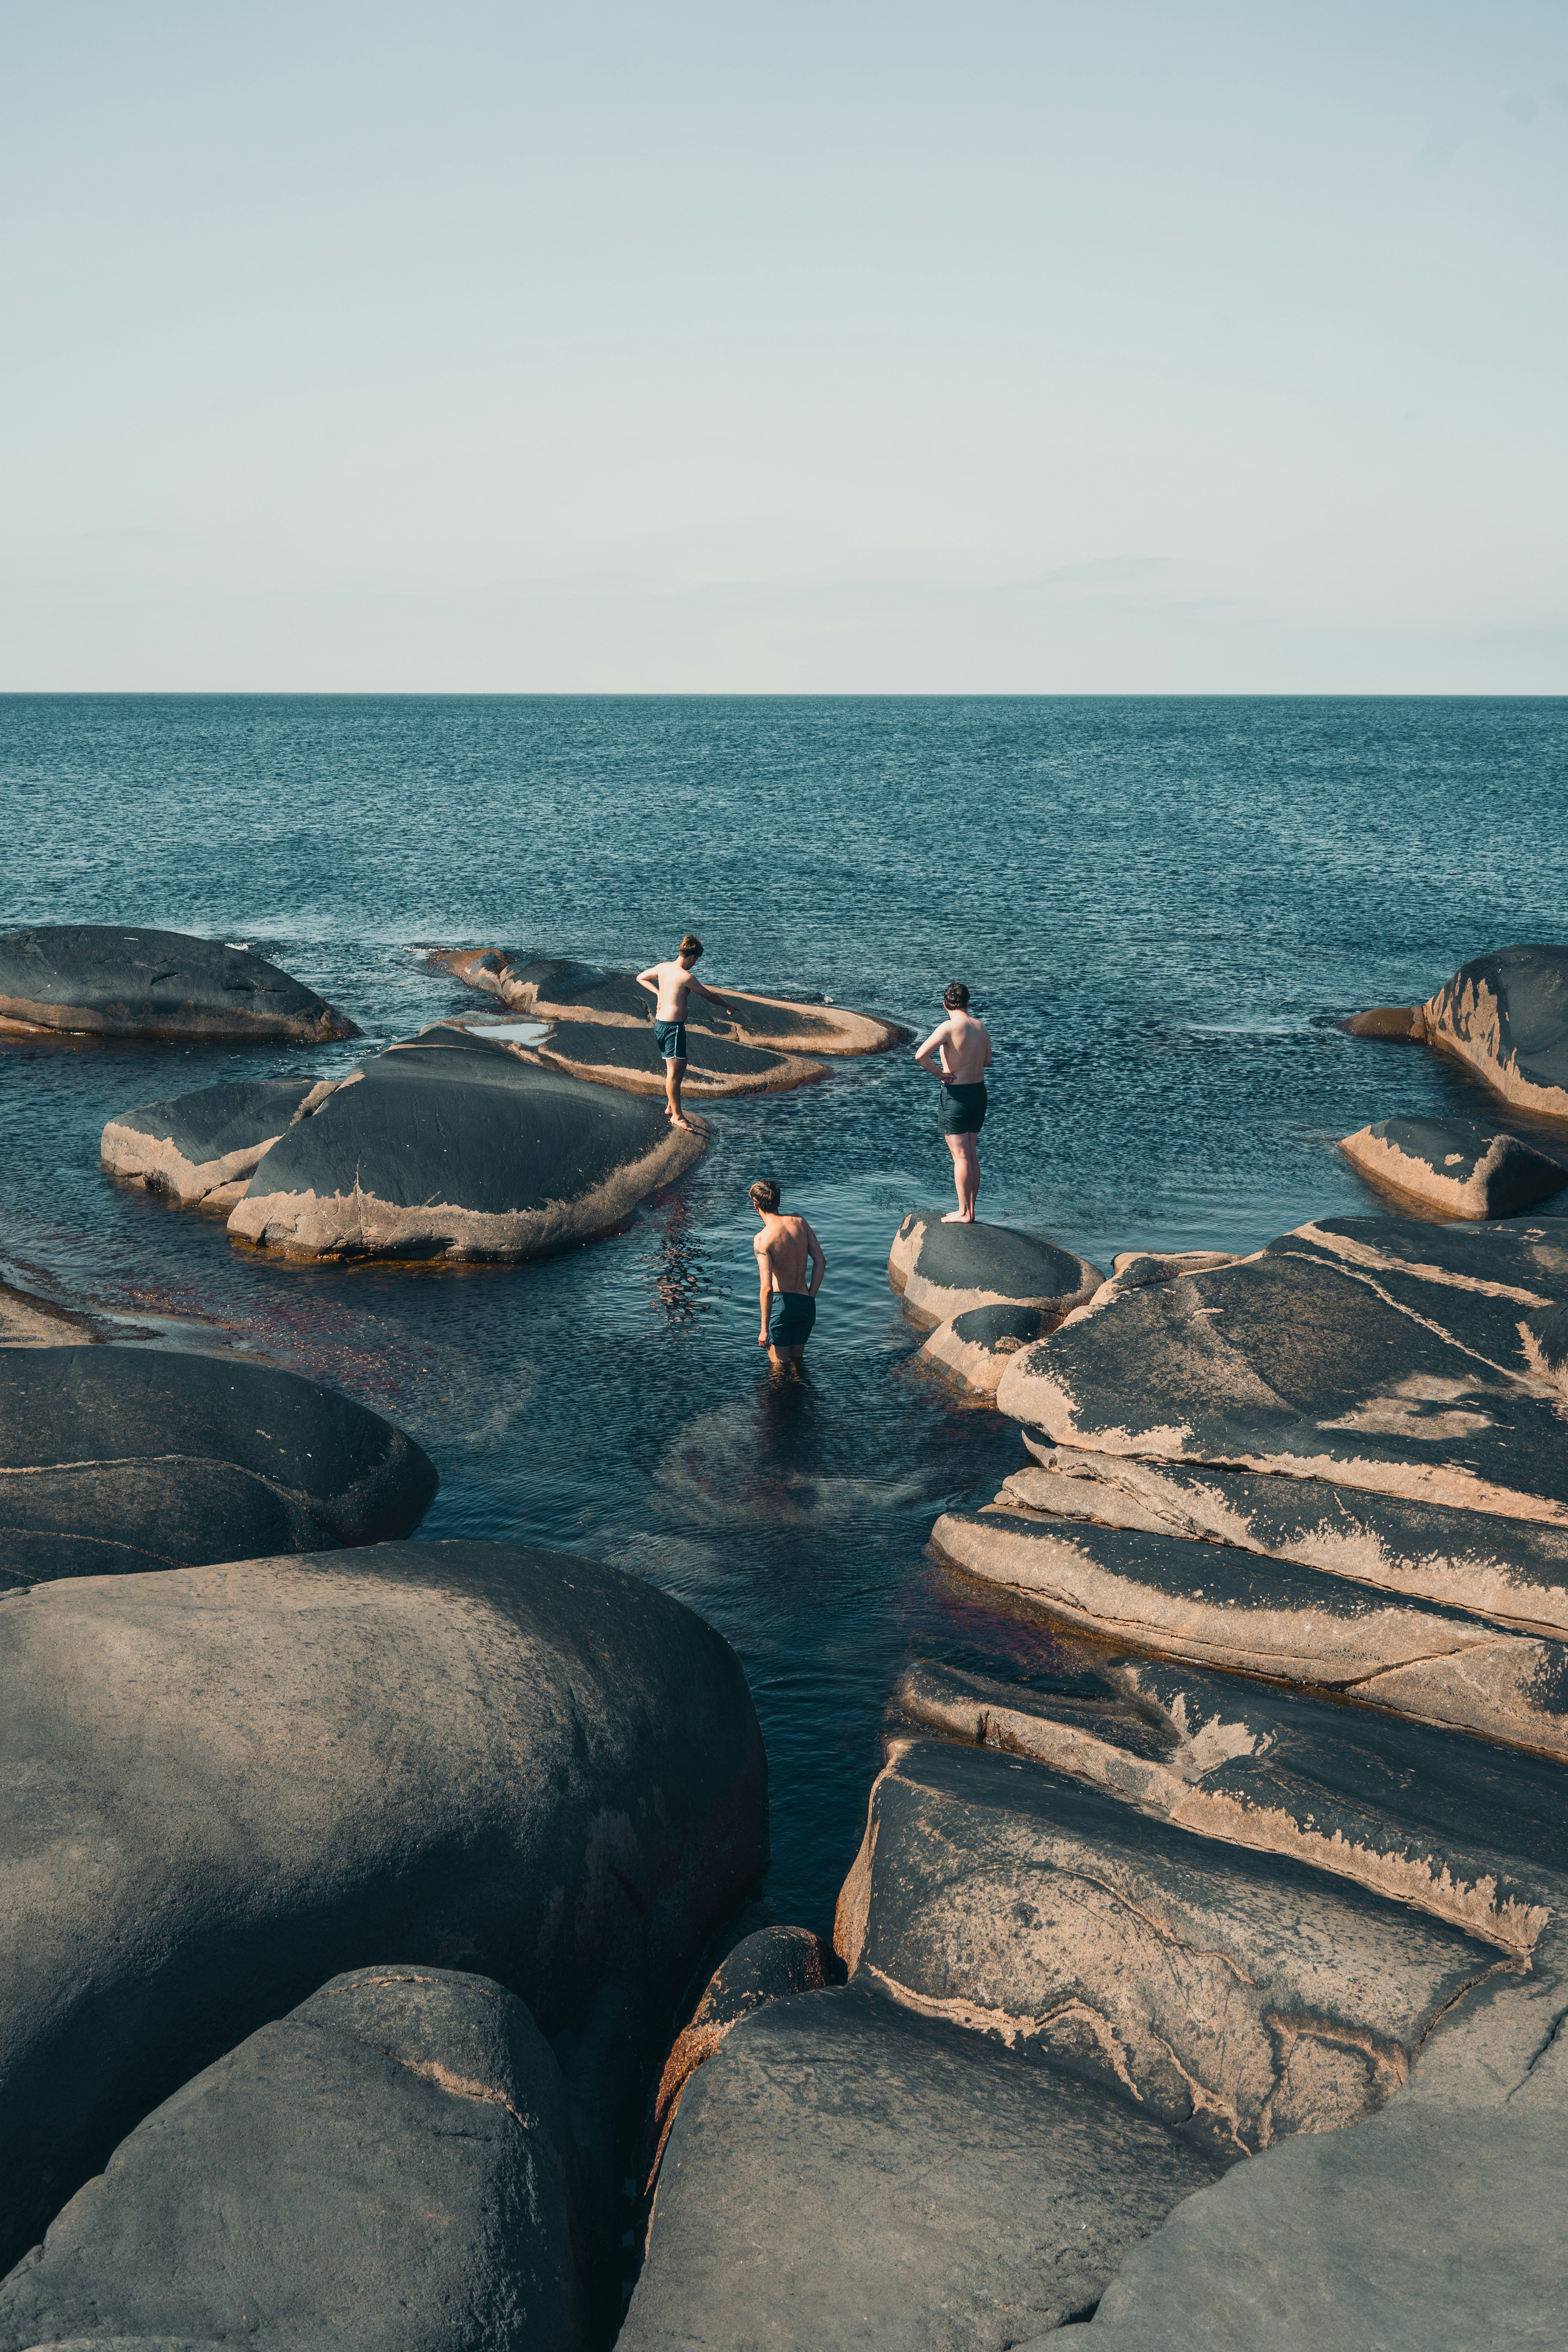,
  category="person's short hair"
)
[749,1179,780,1213]
[943,980,970,1010]
[679,934,703,959]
